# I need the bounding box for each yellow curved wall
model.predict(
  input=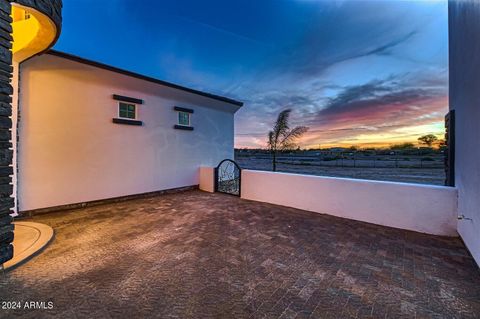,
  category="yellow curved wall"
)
[11,4,57,62]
